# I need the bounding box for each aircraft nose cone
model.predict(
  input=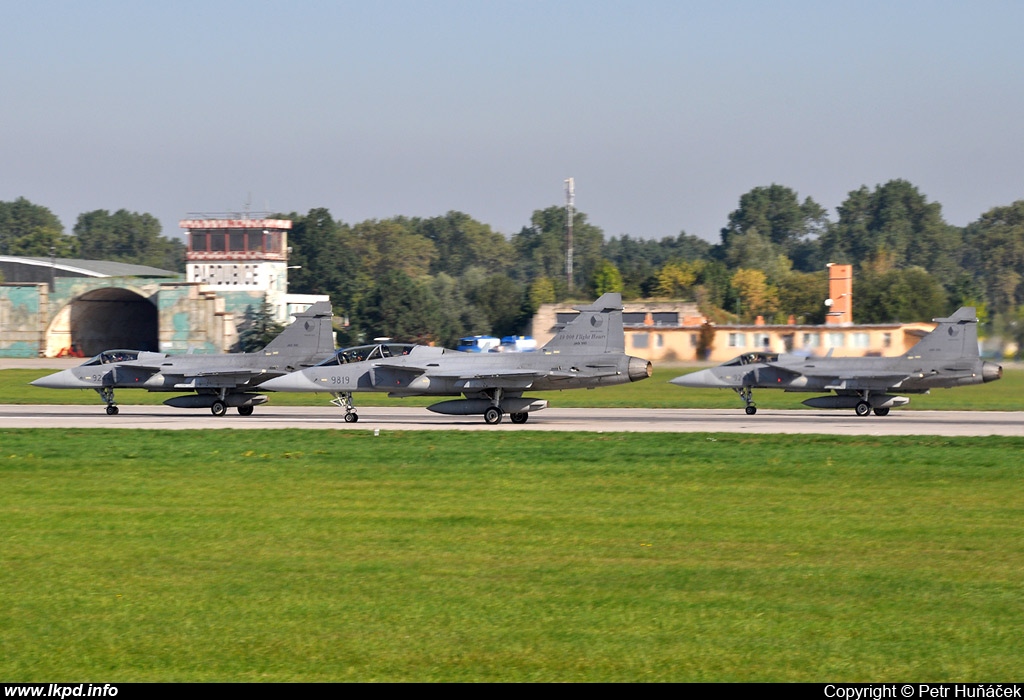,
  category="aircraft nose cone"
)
[670,368,727,388]
[30,369,86,389]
